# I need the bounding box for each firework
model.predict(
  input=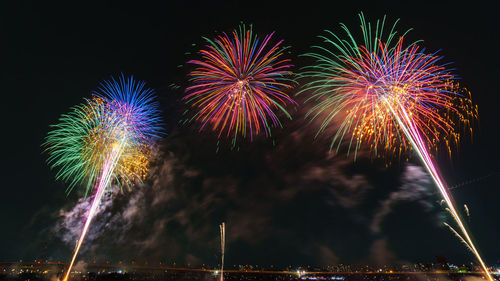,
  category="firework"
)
[44,75,162,281]
[220,222,226,281]
[184,24,296,144]
[301,13,491,280]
